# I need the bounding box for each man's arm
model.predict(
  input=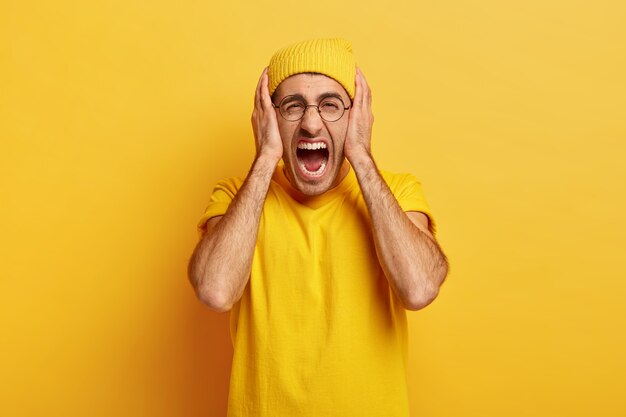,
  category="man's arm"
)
[187,68,282,313]
[344,68,449,310]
